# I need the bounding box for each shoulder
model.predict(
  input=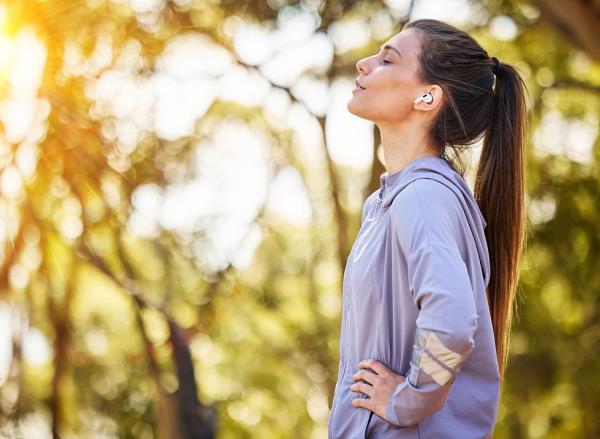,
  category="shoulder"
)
[393,178,460,214]
[389,178,462,251]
